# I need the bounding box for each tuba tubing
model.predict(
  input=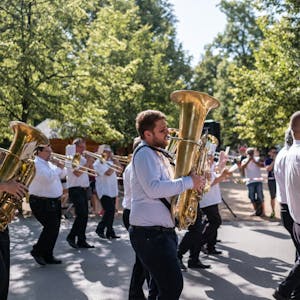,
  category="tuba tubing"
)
[170,90,220,229]
[0,121,49,231]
